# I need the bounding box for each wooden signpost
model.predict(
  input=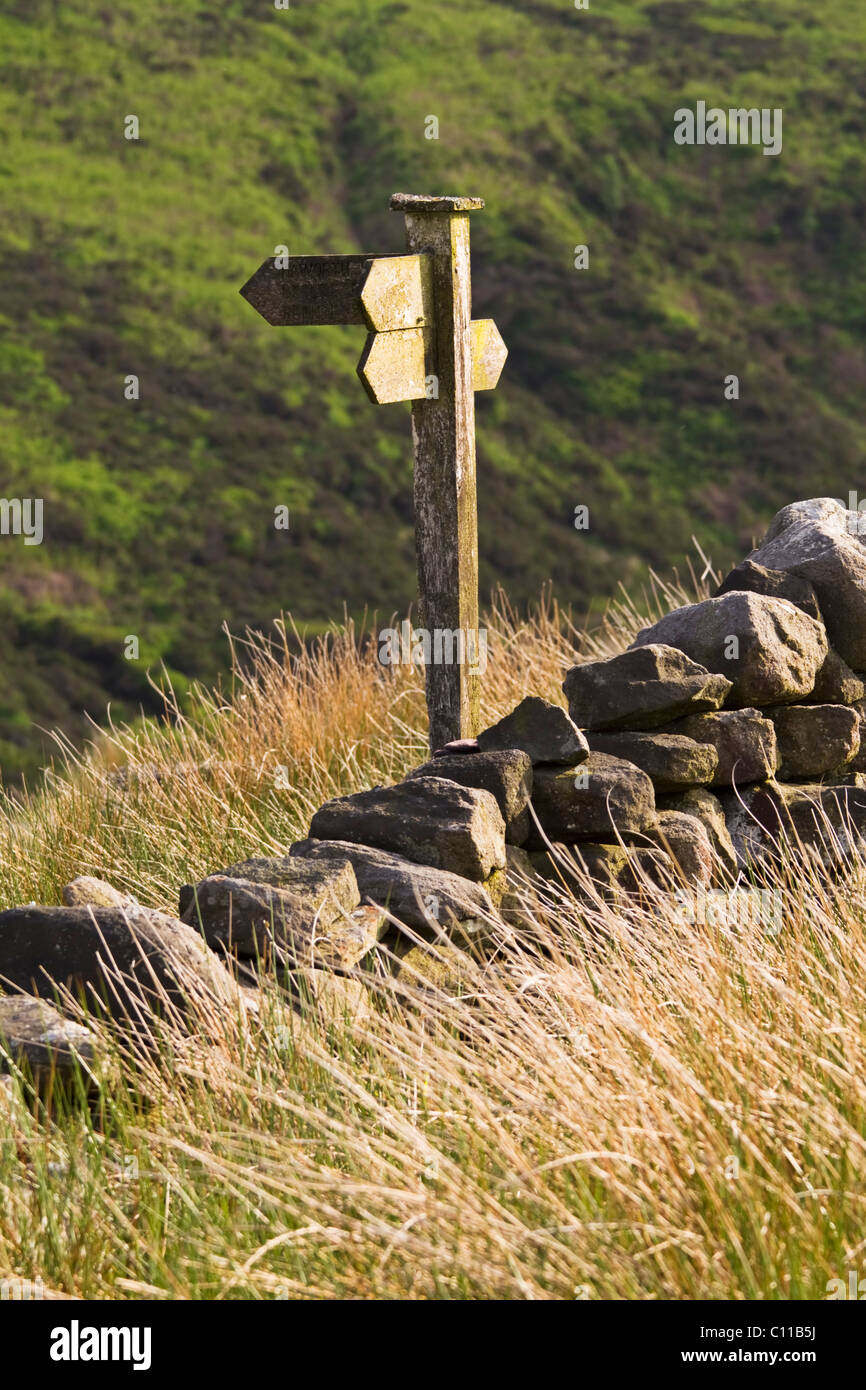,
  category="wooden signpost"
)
[240,192,507,751]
